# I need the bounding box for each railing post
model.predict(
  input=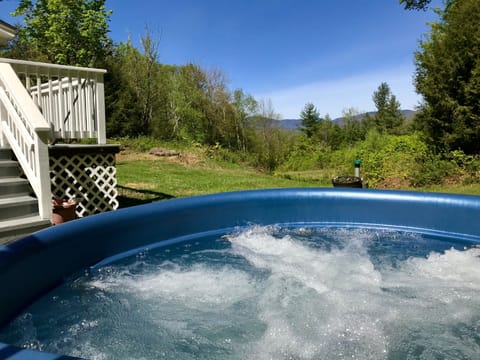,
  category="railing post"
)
[95,72,106,144]
[0,103,5,147]
[34,131,52,220]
